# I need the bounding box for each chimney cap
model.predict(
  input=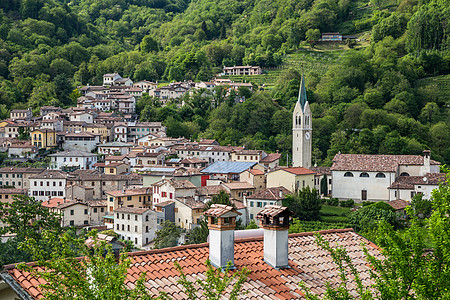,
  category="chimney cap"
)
[257,205,292,228]
[204,204,241,217]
